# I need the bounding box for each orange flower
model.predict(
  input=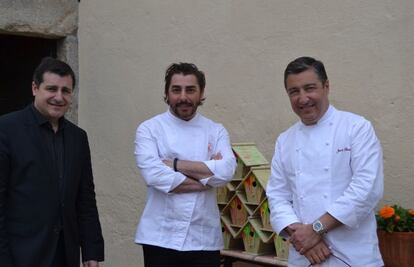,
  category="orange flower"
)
[377,204,414,232]
[379,206,395,219]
